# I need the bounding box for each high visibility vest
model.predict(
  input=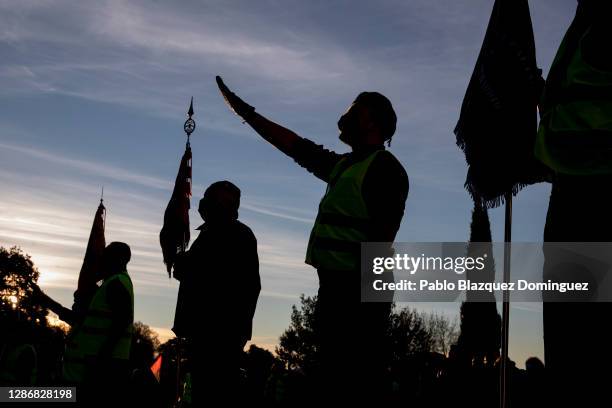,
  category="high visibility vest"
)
[535,24,612,175]
[63,272,134,383]
[305,150,382,271]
